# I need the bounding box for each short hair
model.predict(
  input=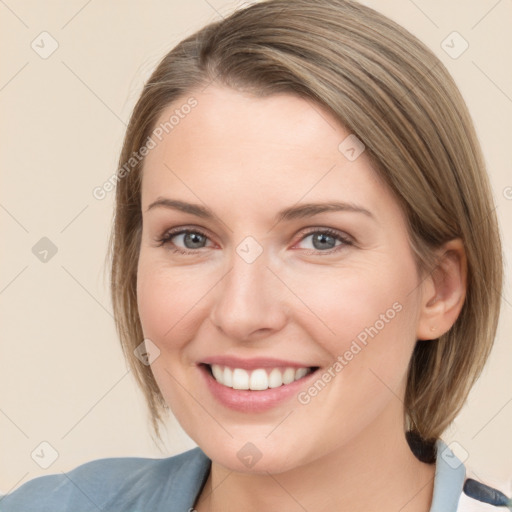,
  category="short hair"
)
[108,0,503,443]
